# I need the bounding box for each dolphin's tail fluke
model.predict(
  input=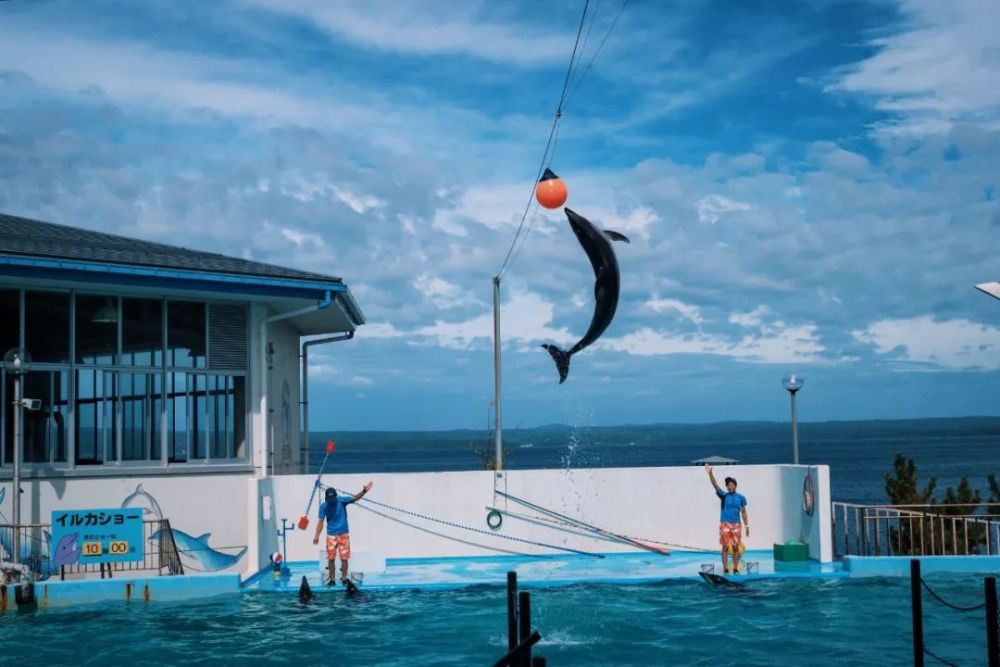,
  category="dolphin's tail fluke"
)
[542,344,571,384]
